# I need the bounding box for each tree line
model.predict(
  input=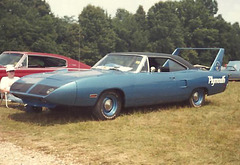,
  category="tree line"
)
[0,0,240,66]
